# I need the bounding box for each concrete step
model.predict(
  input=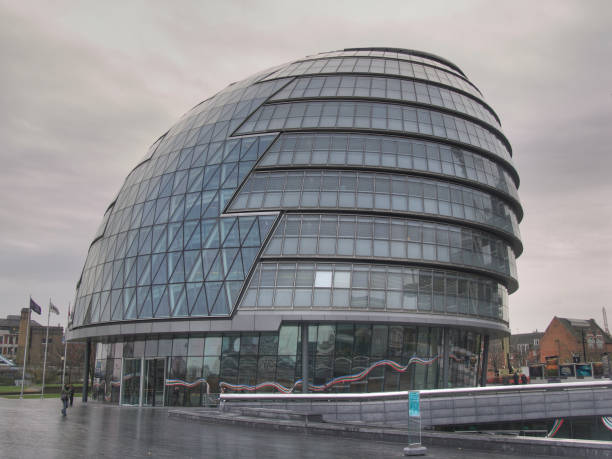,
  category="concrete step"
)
[225,407,323,422]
